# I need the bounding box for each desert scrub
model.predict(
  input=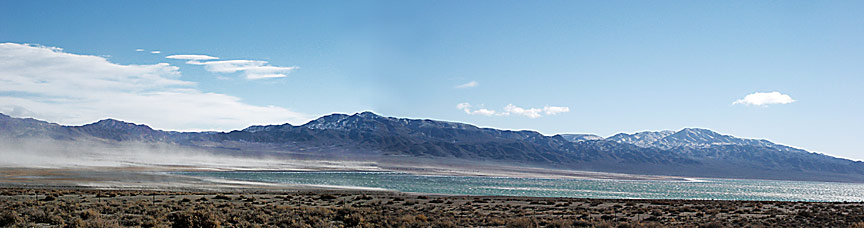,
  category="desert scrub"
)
[213,195,231,200]
[169,210,221,228]
[506,217,539,228]
[24,208,65,226]
[0,211,22,227]
[83,217,122,228]
[2,188,864,227]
